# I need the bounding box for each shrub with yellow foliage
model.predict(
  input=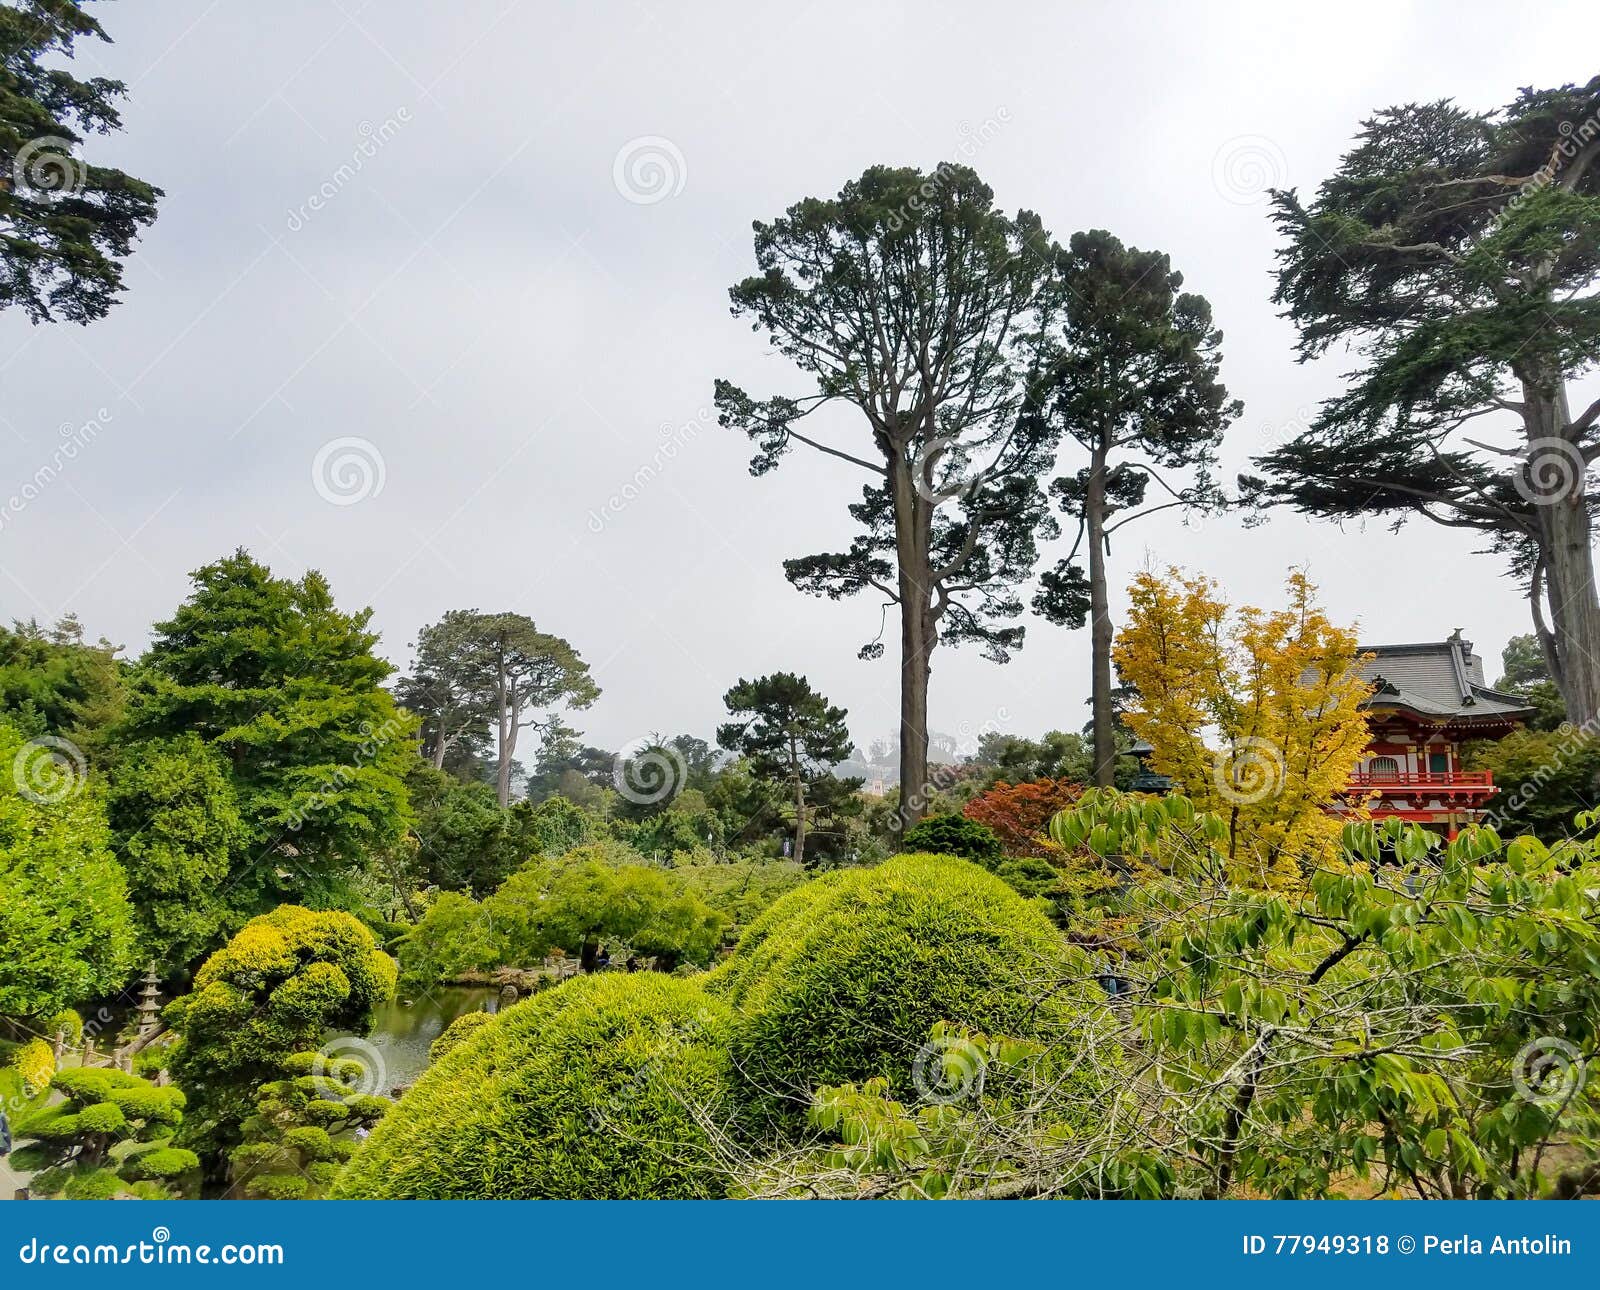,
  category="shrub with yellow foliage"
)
[1113,569,1372,884]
